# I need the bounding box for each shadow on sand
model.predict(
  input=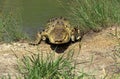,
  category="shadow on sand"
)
[50,42,72,53]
